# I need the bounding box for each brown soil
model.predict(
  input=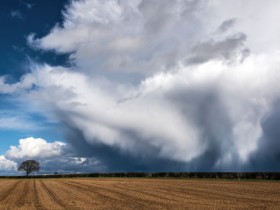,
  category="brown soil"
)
[0,178,279,209]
